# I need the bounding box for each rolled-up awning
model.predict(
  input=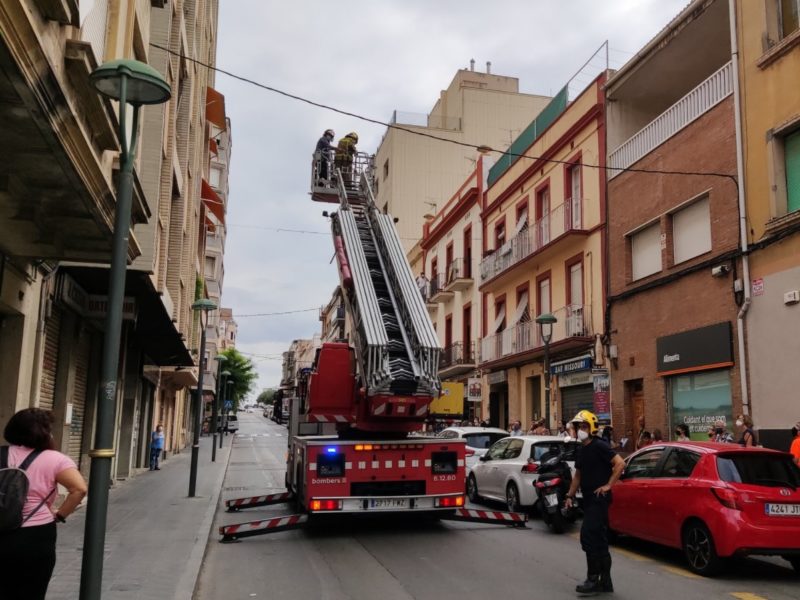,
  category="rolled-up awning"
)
[201,178,225,224]
[209,137,218,156]
[206,86,226,129]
